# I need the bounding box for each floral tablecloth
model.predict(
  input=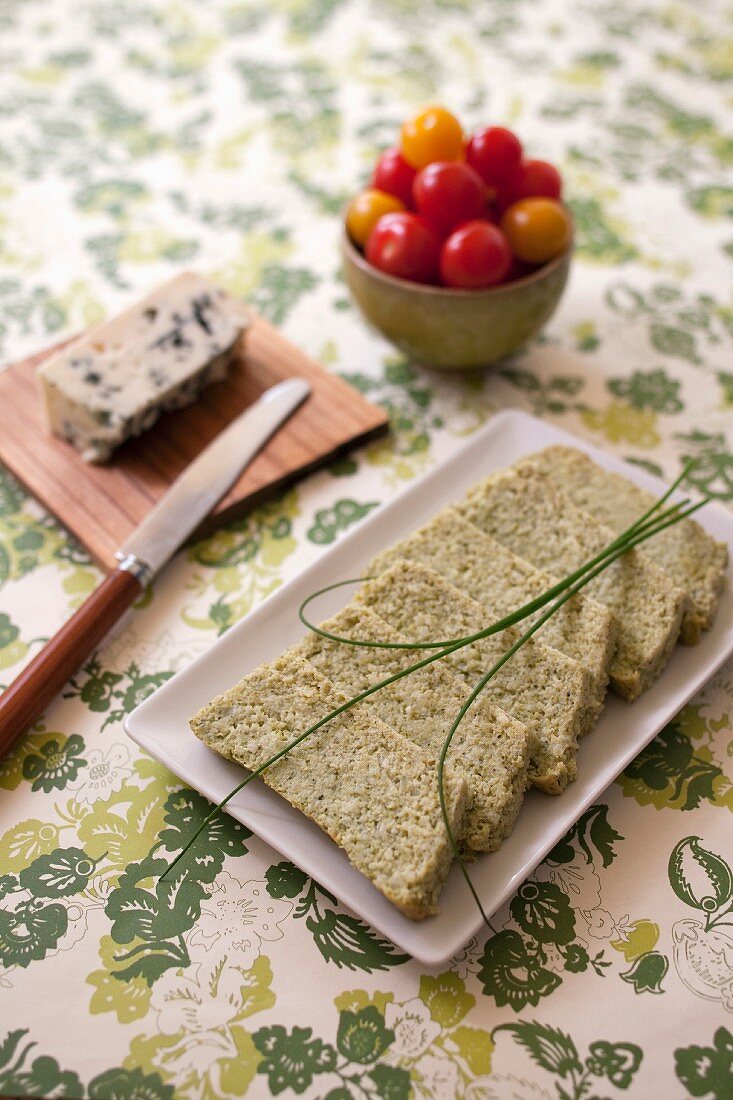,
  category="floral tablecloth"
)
[1,1,732,1097]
